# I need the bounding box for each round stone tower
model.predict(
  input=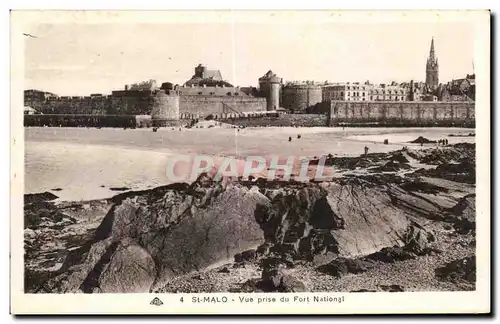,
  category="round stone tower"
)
[282,83,323,112]
[259,70,282,111]
[151,90,180,127]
